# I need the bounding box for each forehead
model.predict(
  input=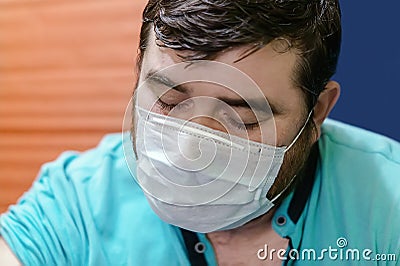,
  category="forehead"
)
[139,30,303,110]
